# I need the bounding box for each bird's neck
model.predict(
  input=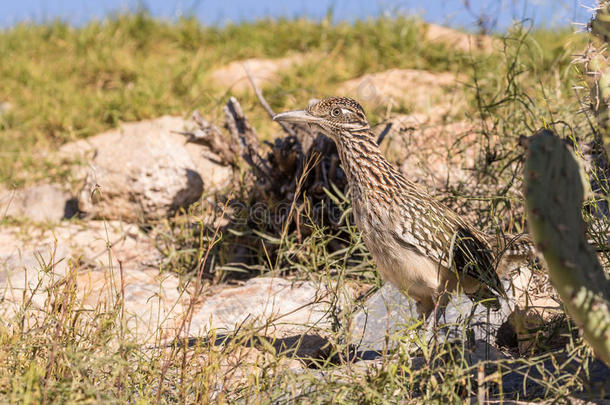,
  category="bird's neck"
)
[333,129,414,201]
